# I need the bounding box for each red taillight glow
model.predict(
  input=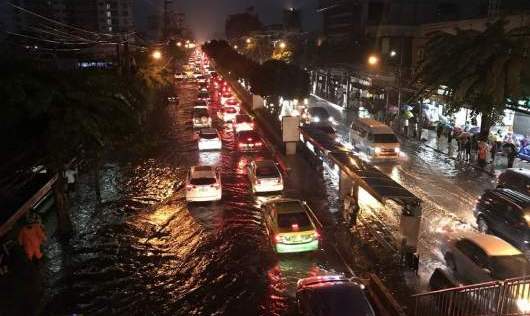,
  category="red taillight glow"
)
[255,142,263,147]
[291,224,299,231]
[314,231,320,239]
[274,234,282,243]
[238,143,245,148]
